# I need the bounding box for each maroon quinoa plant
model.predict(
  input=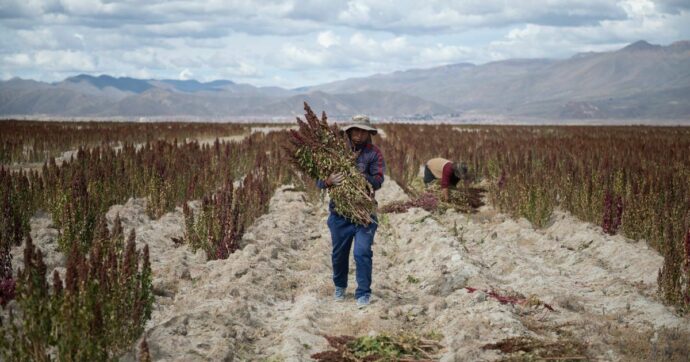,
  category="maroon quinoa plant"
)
[288,102,377,225]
